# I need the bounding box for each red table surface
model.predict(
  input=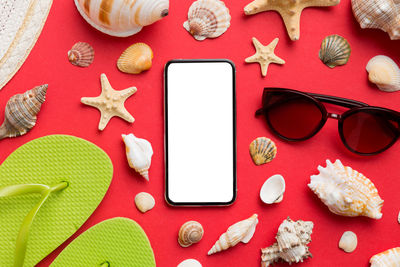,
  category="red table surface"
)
[0,0,399,266]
